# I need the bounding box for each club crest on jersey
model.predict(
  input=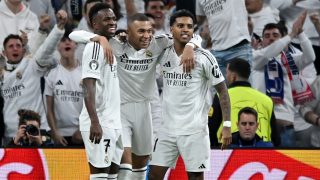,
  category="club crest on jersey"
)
[212,64,222,78]
[89,60,99,70]
[146,50,152,57]
[16,71,22,79]
[104,154,109,164]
